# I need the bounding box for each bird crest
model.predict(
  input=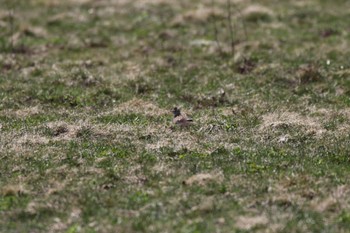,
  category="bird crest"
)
[172,107,193,127]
